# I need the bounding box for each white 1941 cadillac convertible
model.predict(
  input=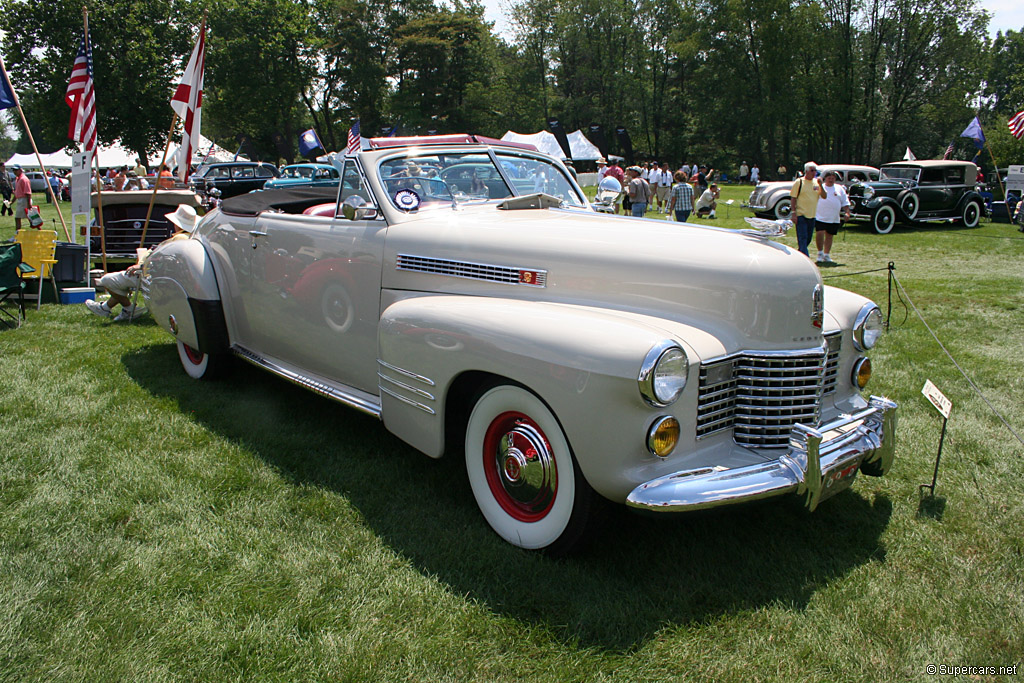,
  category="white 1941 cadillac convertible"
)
[142,134,897,554]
